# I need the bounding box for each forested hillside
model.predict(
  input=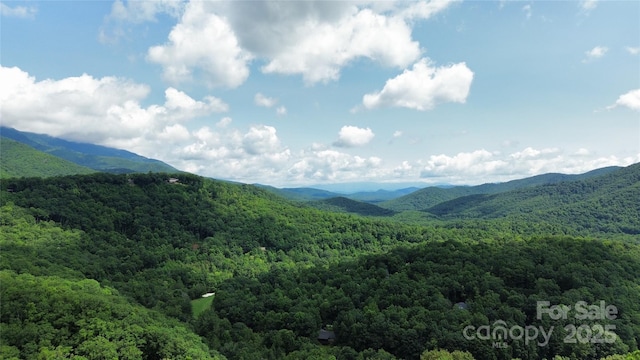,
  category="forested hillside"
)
[1,171,639,359]
[0,203,223,359]
[1,127,177,174]
[0,137,96,178]
[382,167,621,212]
[311,196,397,217]
[203,237,640,359]
[424,163,640,236]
